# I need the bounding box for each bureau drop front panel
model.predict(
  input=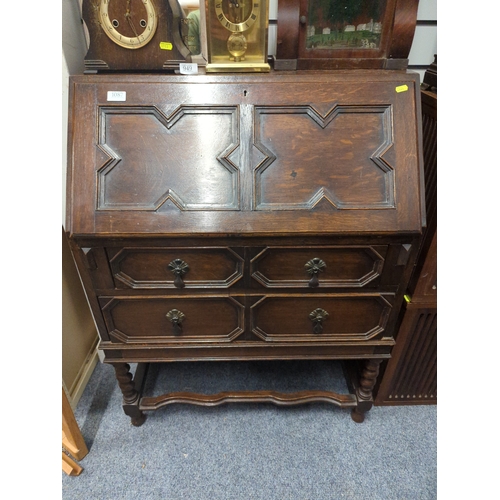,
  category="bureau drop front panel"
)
[66,72,425,424]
